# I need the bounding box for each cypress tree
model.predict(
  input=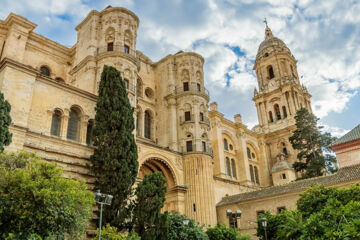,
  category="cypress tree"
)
[133,171,168,240]
[90,65,138,228]
[0,92,12,152]
[289,108,337,179]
